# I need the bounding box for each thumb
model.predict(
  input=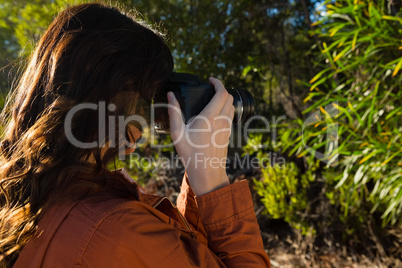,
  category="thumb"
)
[167,92,184,140]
